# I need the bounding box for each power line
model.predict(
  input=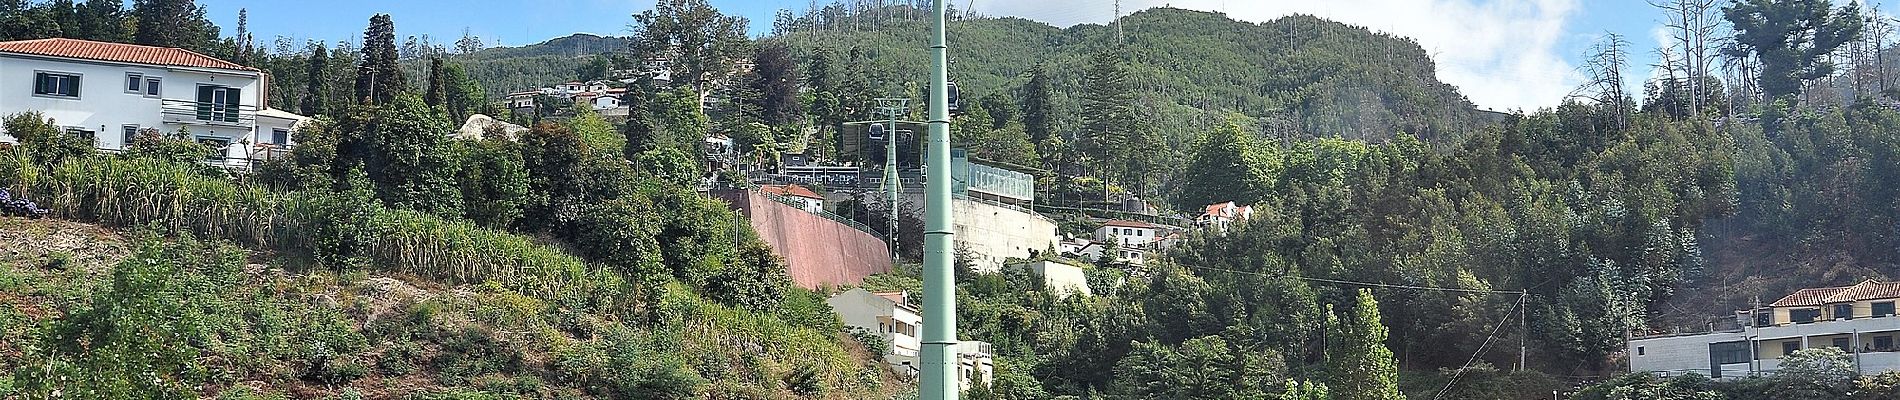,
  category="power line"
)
[1176,264,1528,296]
[1432,292,1526,400]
